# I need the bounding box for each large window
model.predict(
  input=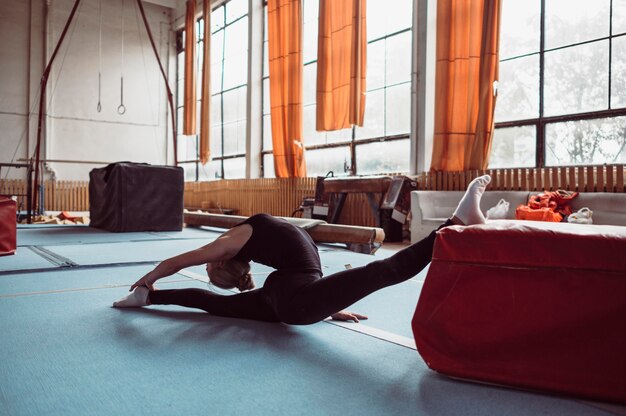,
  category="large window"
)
[176,0,249,181]
[491,0,626,168]
[178,0,414,180]
[262,0,413,177]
